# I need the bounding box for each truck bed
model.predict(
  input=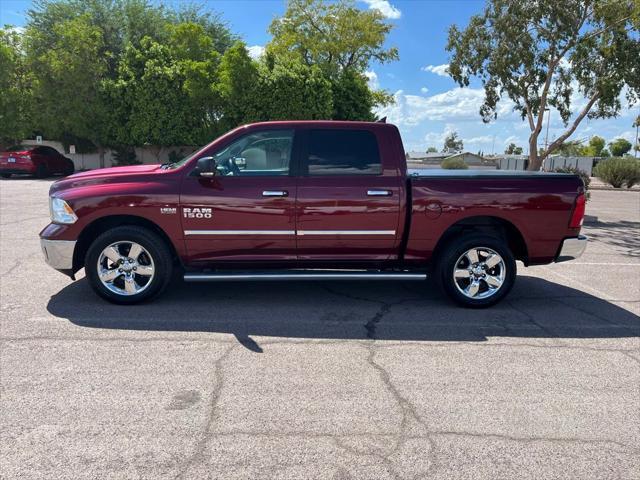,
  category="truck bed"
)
[404,169,584,266]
